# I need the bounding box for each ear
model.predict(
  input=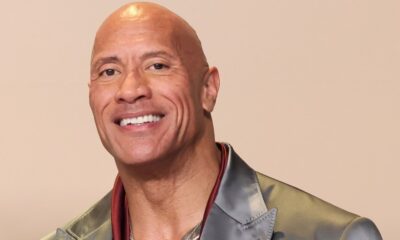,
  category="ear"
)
[201,67,220,112]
